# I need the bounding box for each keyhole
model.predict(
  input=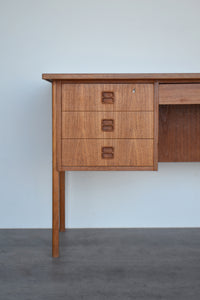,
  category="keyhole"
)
[132,88,135,93]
